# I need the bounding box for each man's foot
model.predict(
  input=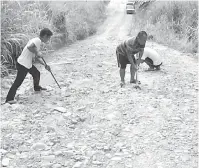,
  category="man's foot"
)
[134,85,141,90]
[147,67,155,71]
[120,81,125,88]
[130,80,141,84]
[155,66,161,70]
[34,86,47,91]
[5,100,17,104]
